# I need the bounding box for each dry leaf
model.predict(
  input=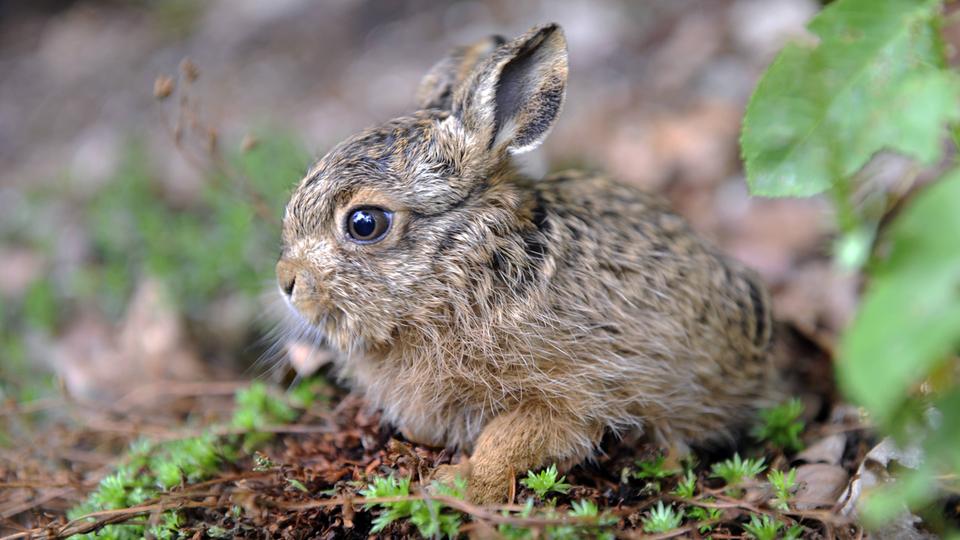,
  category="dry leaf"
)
[153,75,174,99]
[795,433,847,466]
[793,463,848,510]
